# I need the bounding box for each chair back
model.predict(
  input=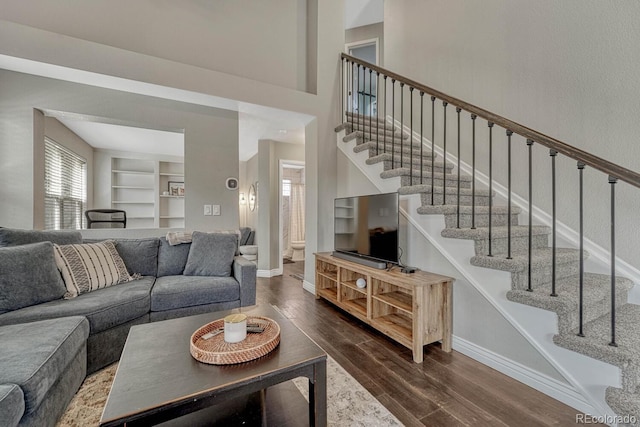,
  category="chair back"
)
[85,209,127,228]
